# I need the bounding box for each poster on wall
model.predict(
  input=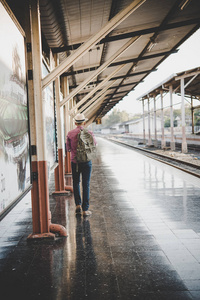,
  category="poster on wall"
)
[0,2,30,215]
[42,62,57,177]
